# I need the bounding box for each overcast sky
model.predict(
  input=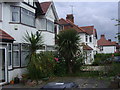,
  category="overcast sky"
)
[40,0,118,41]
